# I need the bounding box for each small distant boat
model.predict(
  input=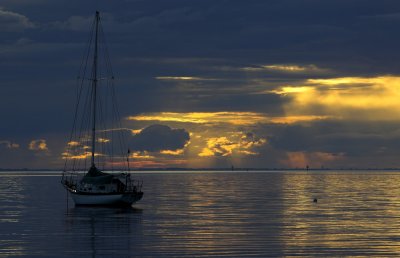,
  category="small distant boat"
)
[61,11,143,206]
